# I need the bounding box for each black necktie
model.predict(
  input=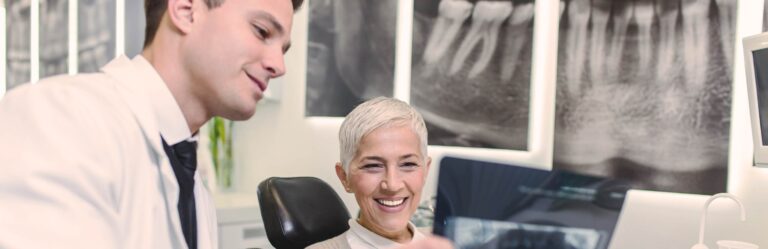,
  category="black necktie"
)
[161,137,198,249]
